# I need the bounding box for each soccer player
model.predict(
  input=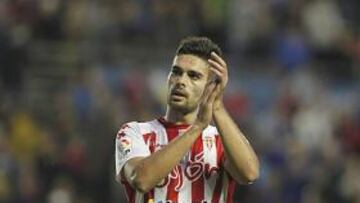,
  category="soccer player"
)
[115,36,260,203]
